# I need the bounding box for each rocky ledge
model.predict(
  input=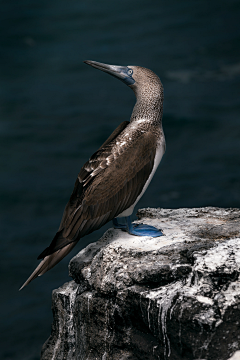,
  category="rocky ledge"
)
[41,207,240,360]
